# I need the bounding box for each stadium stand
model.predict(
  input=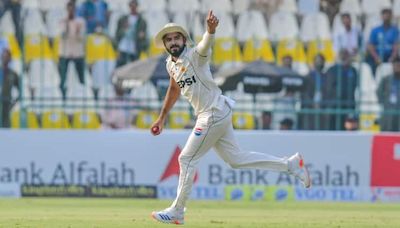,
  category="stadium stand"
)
[236,10,269,43]
[41,110,71,129]
[297,0,320,16]
[232,0,251,15]
[200,0,233,14]
[144,10,169,56]
[278,0,297,14]
[72,111,101,129]
[135,110,158,129]
[138,0,167,13]
[269,11,299,42]
[168,0,200,14]
[11,110,40,129]
[339,0,362,16]
[361,0,391,17]
[394,0,400,19]
[300,12,331,42]
[276,39,307,65]
[0,0,398,132]
[232,112,256,130]
[168,111,191,129]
